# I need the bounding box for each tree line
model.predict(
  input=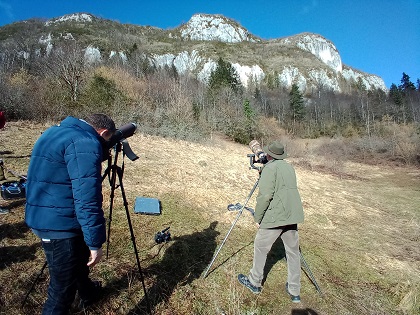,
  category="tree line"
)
[0,41,419,163]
